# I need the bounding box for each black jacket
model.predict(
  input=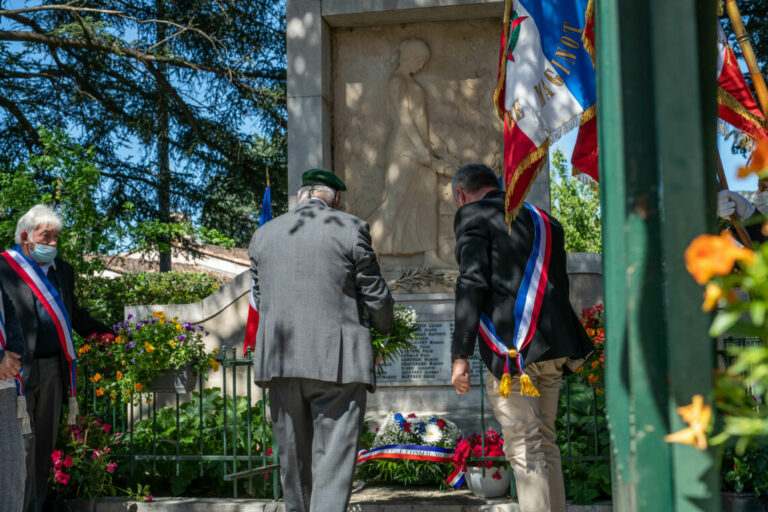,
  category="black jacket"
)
[0,254,108,396]
[452,190,594,380]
